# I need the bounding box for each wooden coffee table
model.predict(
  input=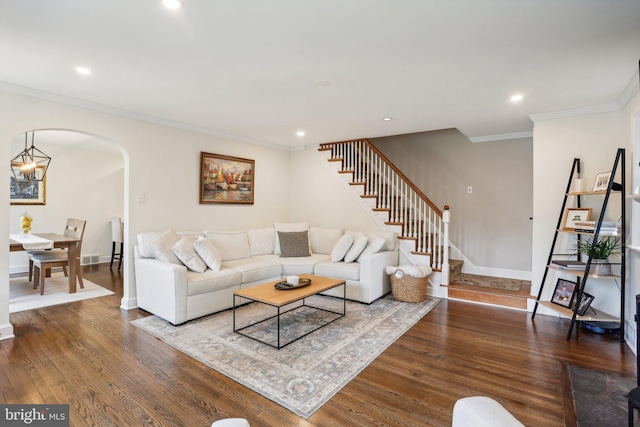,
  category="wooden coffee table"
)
[233,274,346,349]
